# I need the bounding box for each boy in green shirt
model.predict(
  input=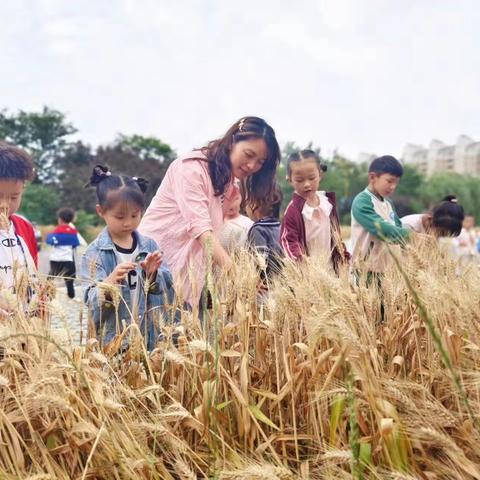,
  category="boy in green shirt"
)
[350,155,411,274]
